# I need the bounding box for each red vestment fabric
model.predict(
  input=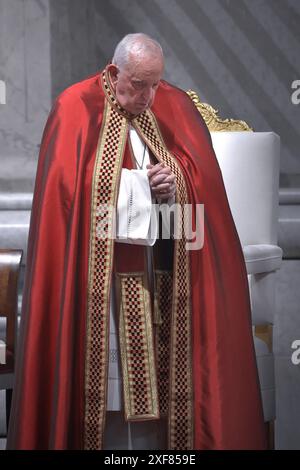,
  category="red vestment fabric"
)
[7,71,267,449]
